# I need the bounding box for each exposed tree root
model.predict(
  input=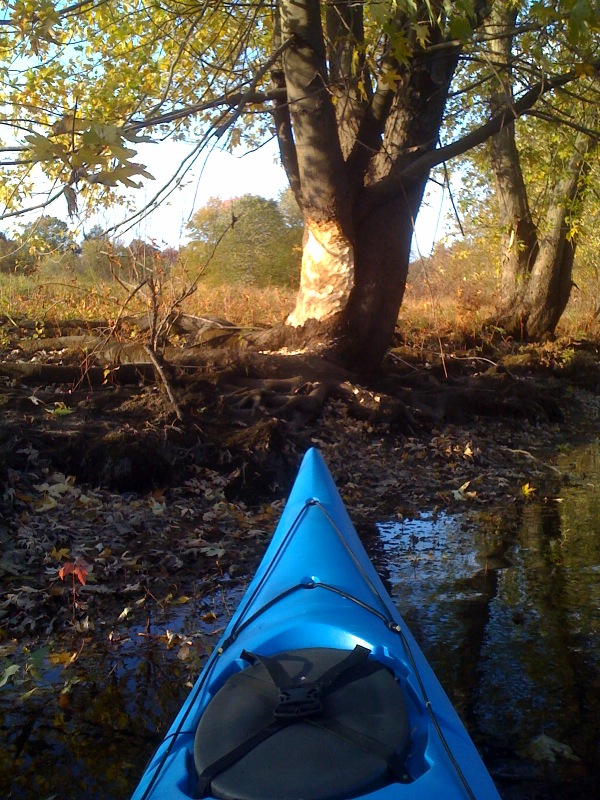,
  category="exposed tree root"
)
[3,315,597,492]
[0,361,155,386]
